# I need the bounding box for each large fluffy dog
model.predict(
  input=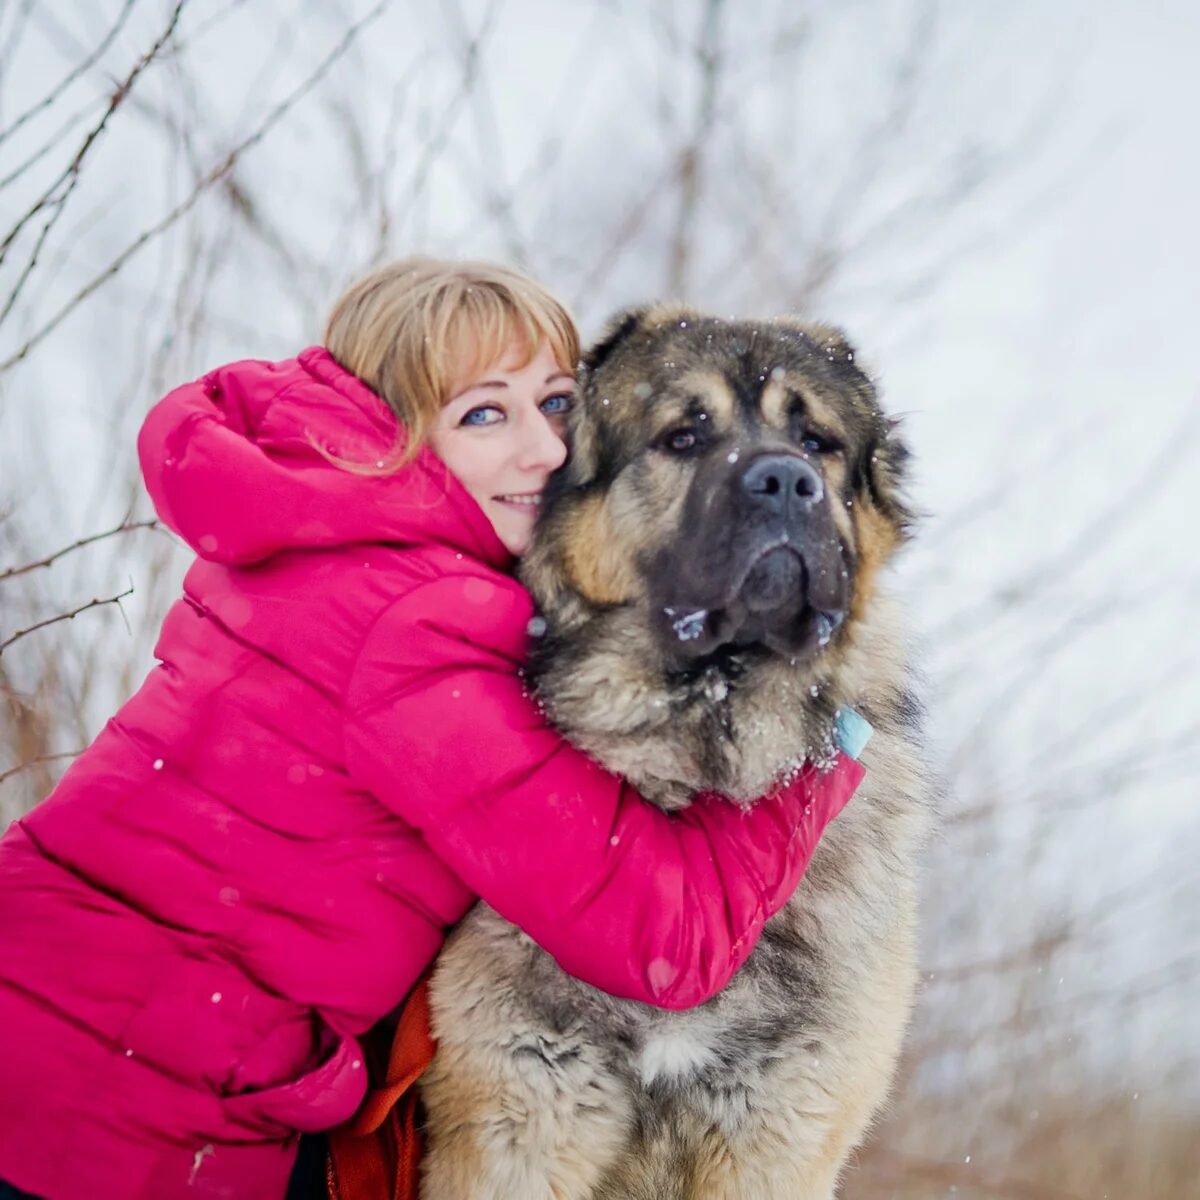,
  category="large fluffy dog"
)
[420,307,933,1199]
